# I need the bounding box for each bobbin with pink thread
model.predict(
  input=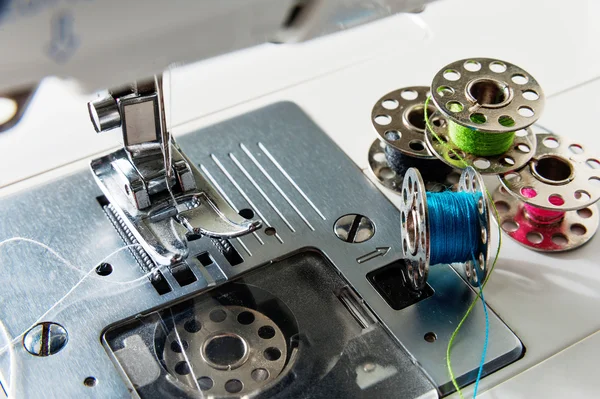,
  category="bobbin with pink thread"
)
[493,133,600,251]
